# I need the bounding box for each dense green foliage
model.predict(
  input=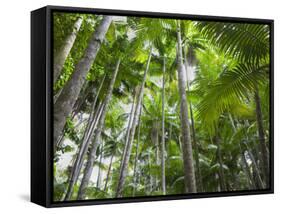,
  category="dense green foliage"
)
[53,12,270,201]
